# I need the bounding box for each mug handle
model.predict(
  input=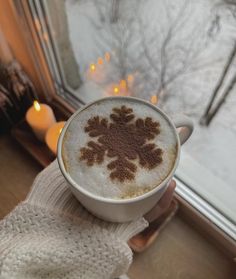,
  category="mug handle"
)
[172,115,194,145]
